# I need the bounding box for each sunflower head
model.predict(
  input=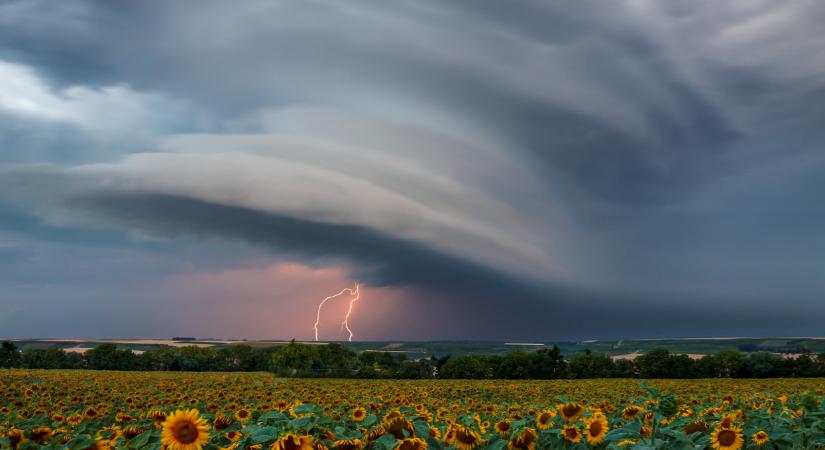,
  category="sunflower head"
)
[621,405,645,420]
[710,426,744,450]
[272,434,315,450]
[447,425,485,450]
[161,409,210,450]
[558,403,585,422]
[234,409,251,422]
[29,427,53,444]
[507,428,537,450]
[123,426,144,440]
[385,417,414,440]
[349,407,367,422]
[536,410,556,430]
[684,419,709,435]
[494,419,511,436]
[395,437,428,450]
[719,413,737,429]
[214,413,233,431]
[752,430,769,446]
[148,410,167,427]
[333,439,364,450]
[560,425,581,443]
[584,414,608,445]
[6,428,24,447]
